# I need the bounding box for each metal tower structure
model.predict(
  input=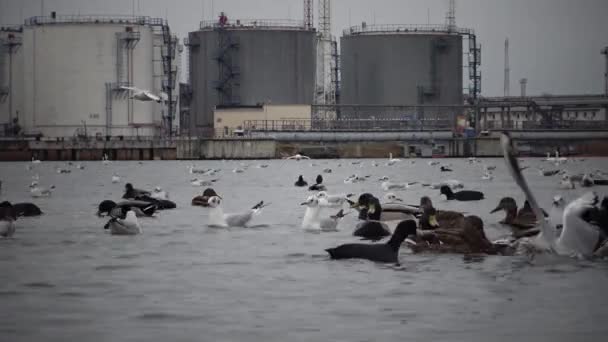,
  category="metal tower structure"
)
[318,0,331,39]
[602,47,608,96]
[446,0,456,31]
[504,38,510,97]
[520,78,527,97]
[304,0,313,30]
